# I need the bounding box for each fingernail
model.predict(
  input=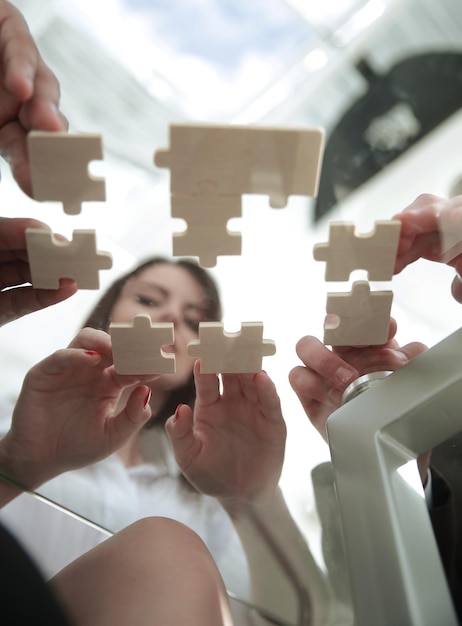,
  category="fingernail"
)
[328,388,344,406]
[335,367,355,384]
[84,350,99,356]
[173,404,183,423]
[59,277,77,287]
[47,100,60,115]
[388,349,408,364]
[23,67,34,92]
[144,389,152,408]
